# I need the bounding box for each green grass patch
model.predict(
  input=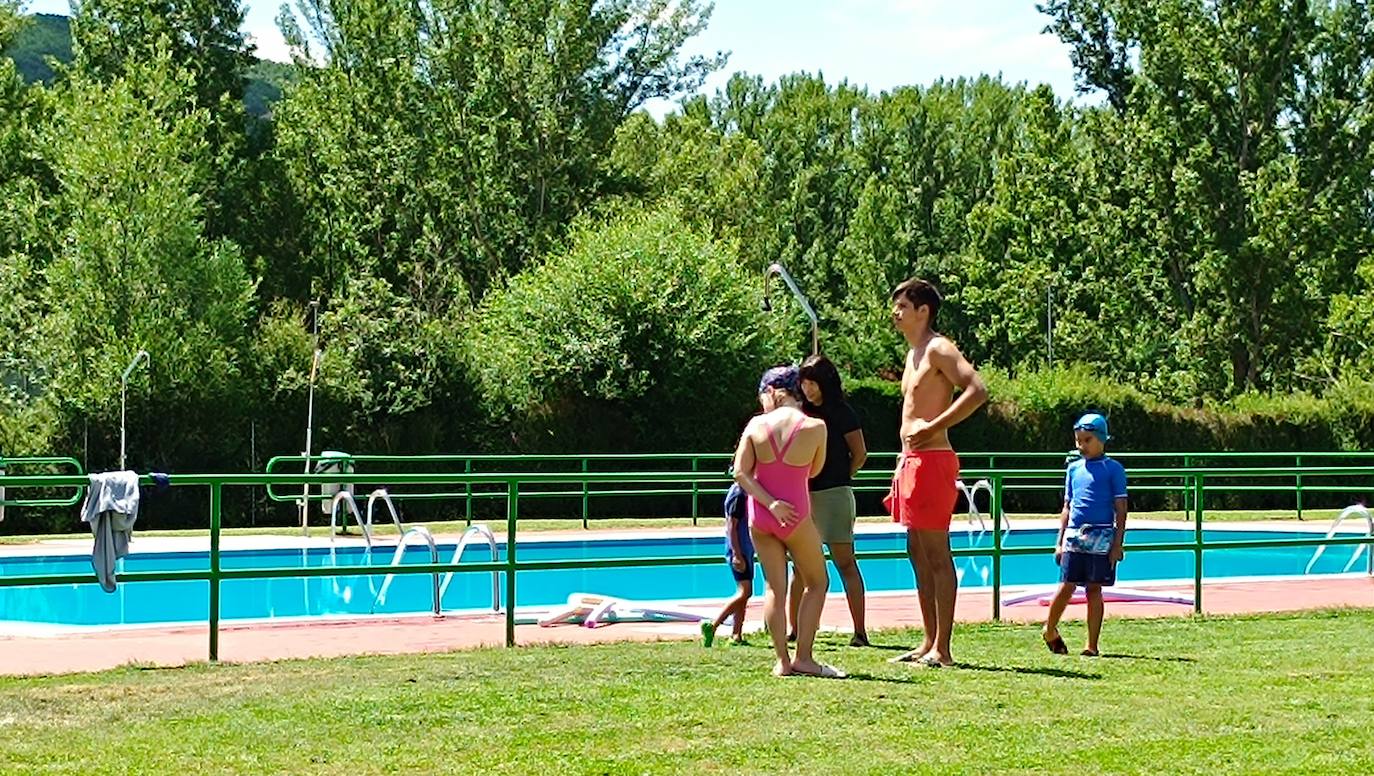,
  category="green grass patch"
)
[1,610,1371,773]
